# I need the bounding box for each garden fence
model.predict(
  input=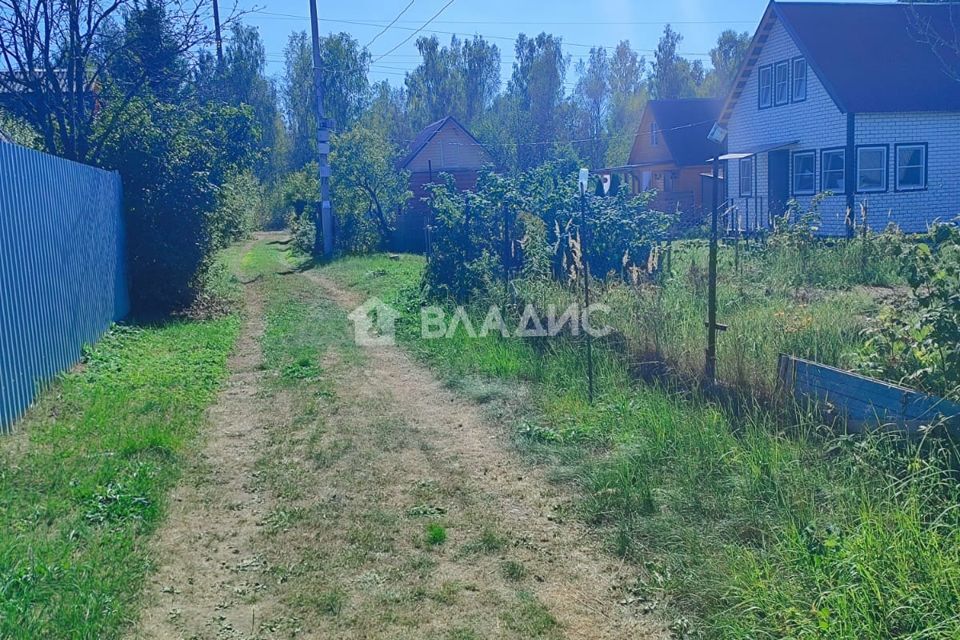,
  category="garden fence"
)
[0,142,127,432]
